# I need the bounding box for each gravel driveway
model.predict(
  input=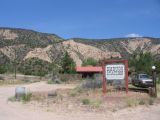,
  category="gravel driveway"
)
[0,81,160,120]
